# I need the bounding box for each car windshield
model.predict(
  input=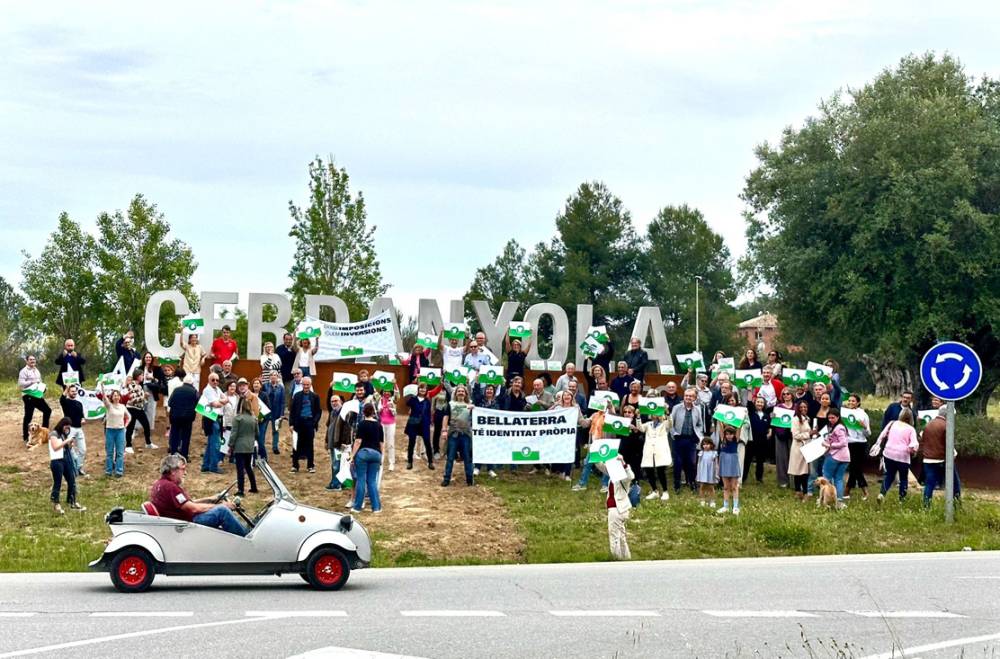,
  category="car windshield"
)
[257,459,295,504]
